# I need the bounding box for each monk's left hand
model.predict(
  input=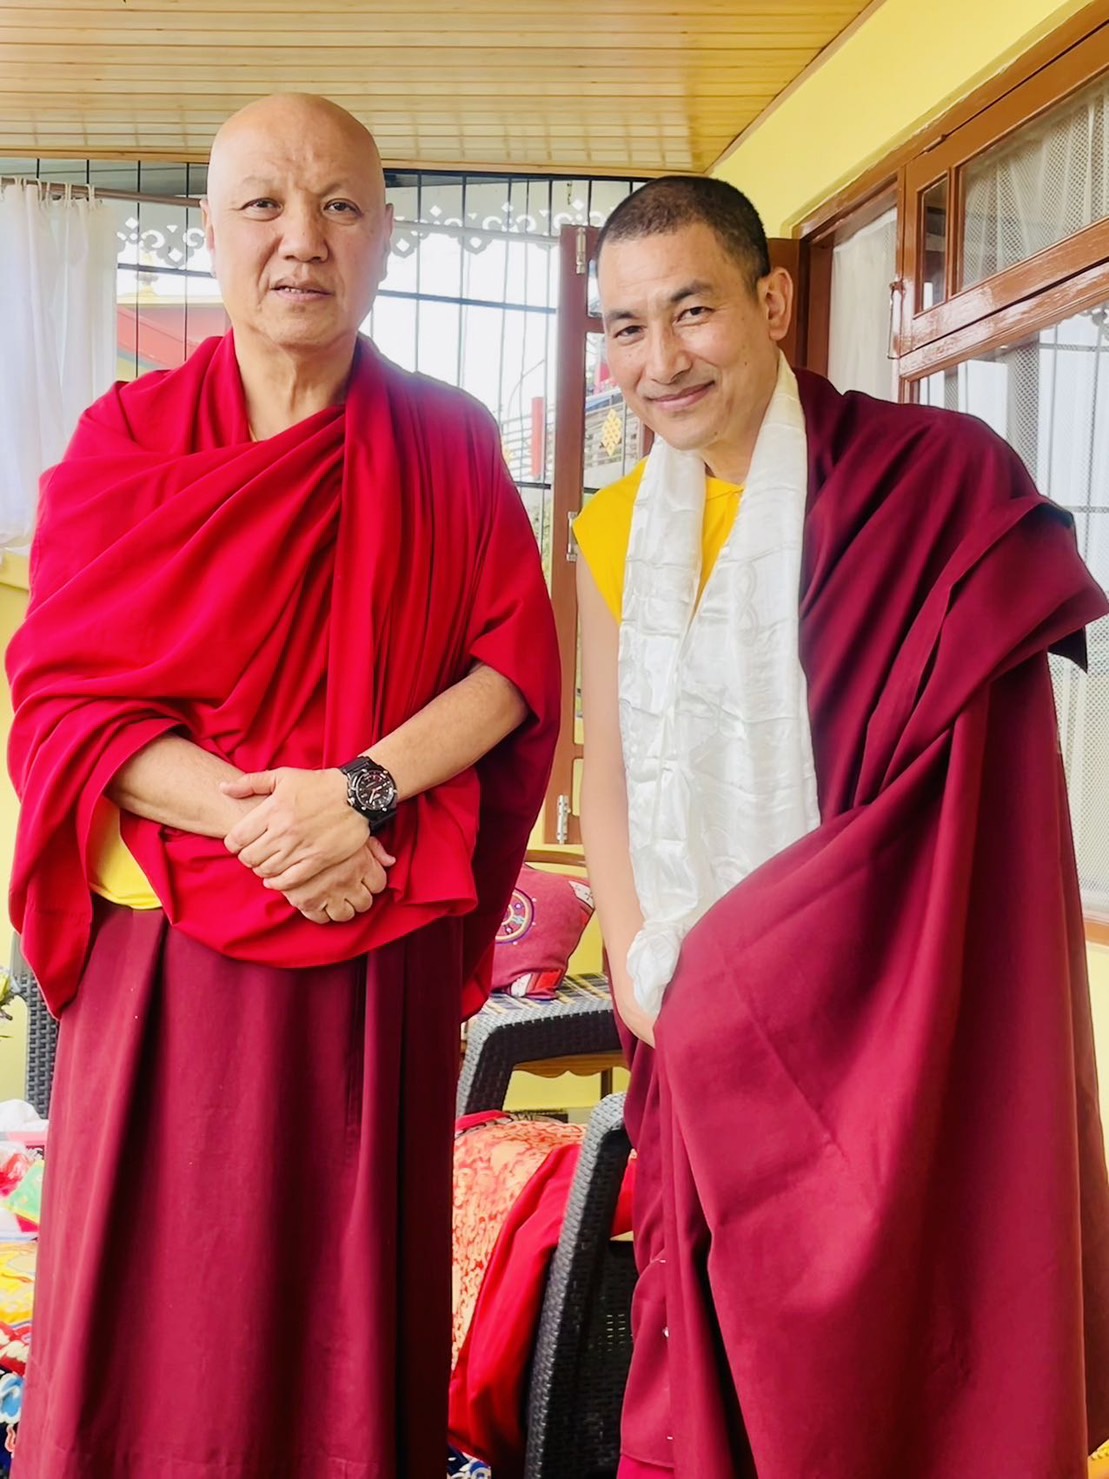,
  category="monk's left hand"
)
[221,767,394,887]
